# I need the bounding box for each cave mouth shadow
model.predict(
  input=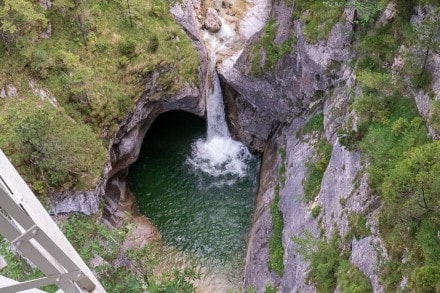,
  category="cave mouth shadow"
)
[126,109,260,280]
[135,110,206,159]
